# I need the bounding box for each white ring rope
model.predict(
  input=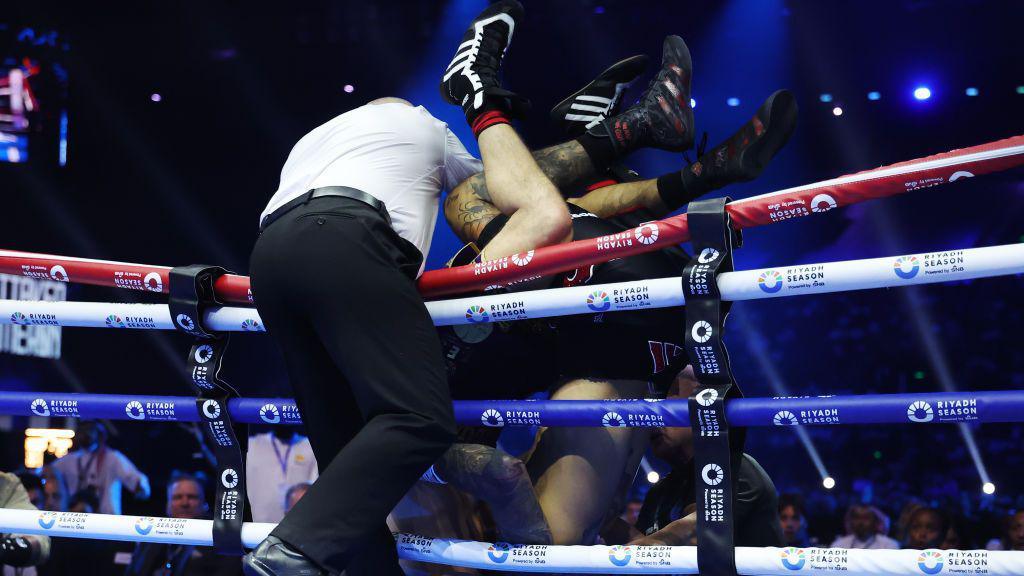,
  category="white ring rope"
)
[0,509,1020,575]
[1,243,1021,331]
